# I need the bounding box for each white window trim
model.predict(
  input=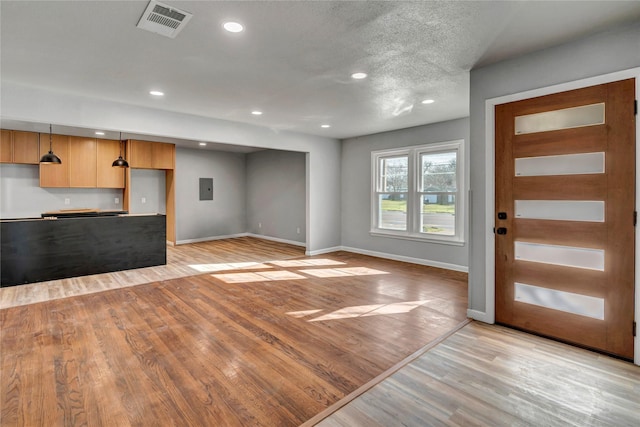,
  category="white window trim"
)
[370,140,465,246]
